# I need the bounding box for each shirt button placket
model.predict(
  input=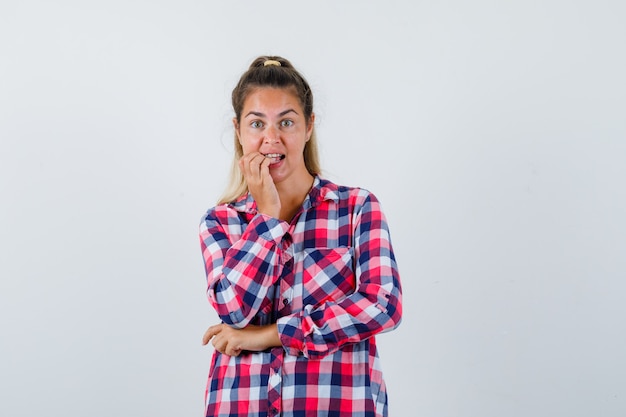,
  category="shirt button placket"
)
[267,347,283,416]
